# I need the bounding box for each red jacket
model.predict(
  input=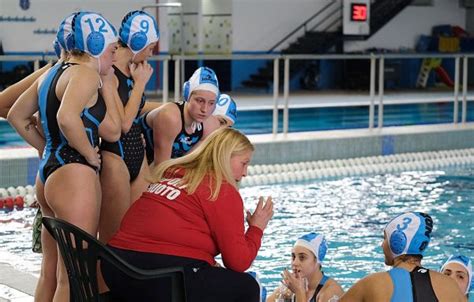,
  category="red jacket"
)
[109,174,263,272]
